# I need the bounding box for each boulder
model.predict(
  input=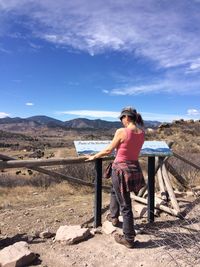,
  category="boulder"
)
[55,225,91,245]
[102,221,116,235]
[0,241,36,267]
